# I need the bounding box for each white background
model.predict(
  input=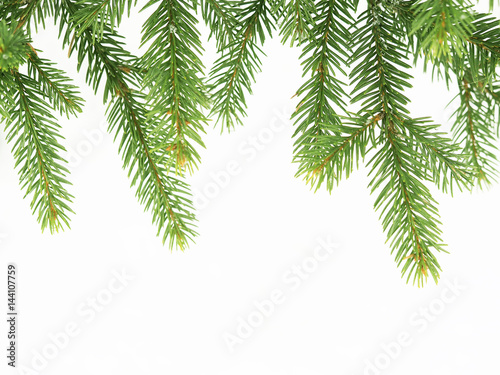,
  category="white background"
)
[1,2,499,374]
